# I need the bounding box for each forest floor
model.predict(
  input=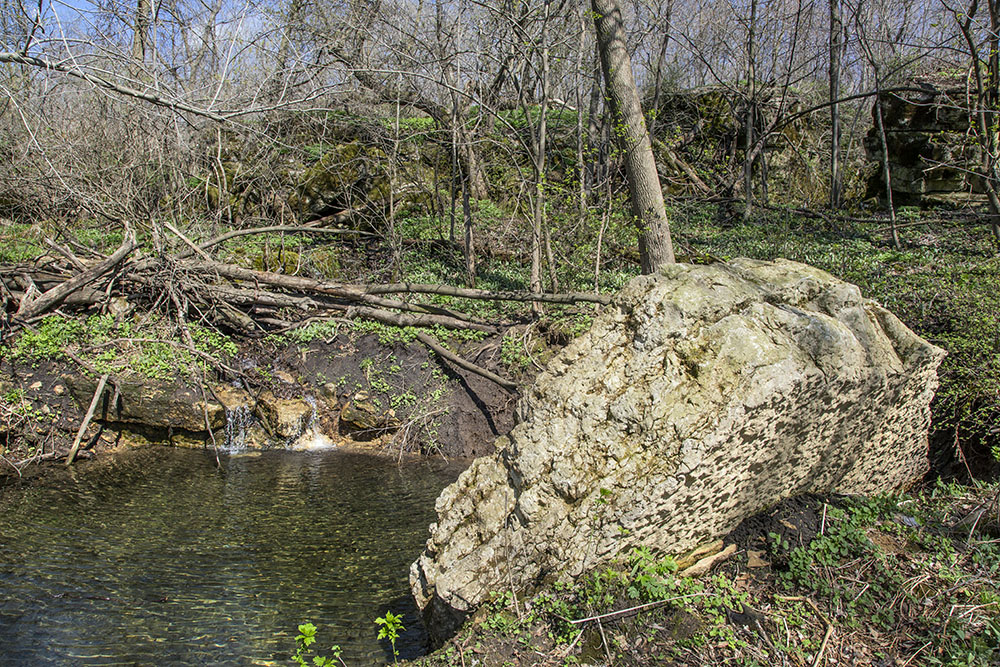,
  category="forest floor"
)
[407,481,1000,667]
[2,204,998,475]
